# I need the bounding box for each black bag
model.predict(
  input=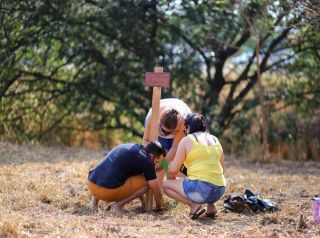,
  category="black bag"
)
[223,194,246,213]
[224,189,279,213]
[243,189,279,213]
